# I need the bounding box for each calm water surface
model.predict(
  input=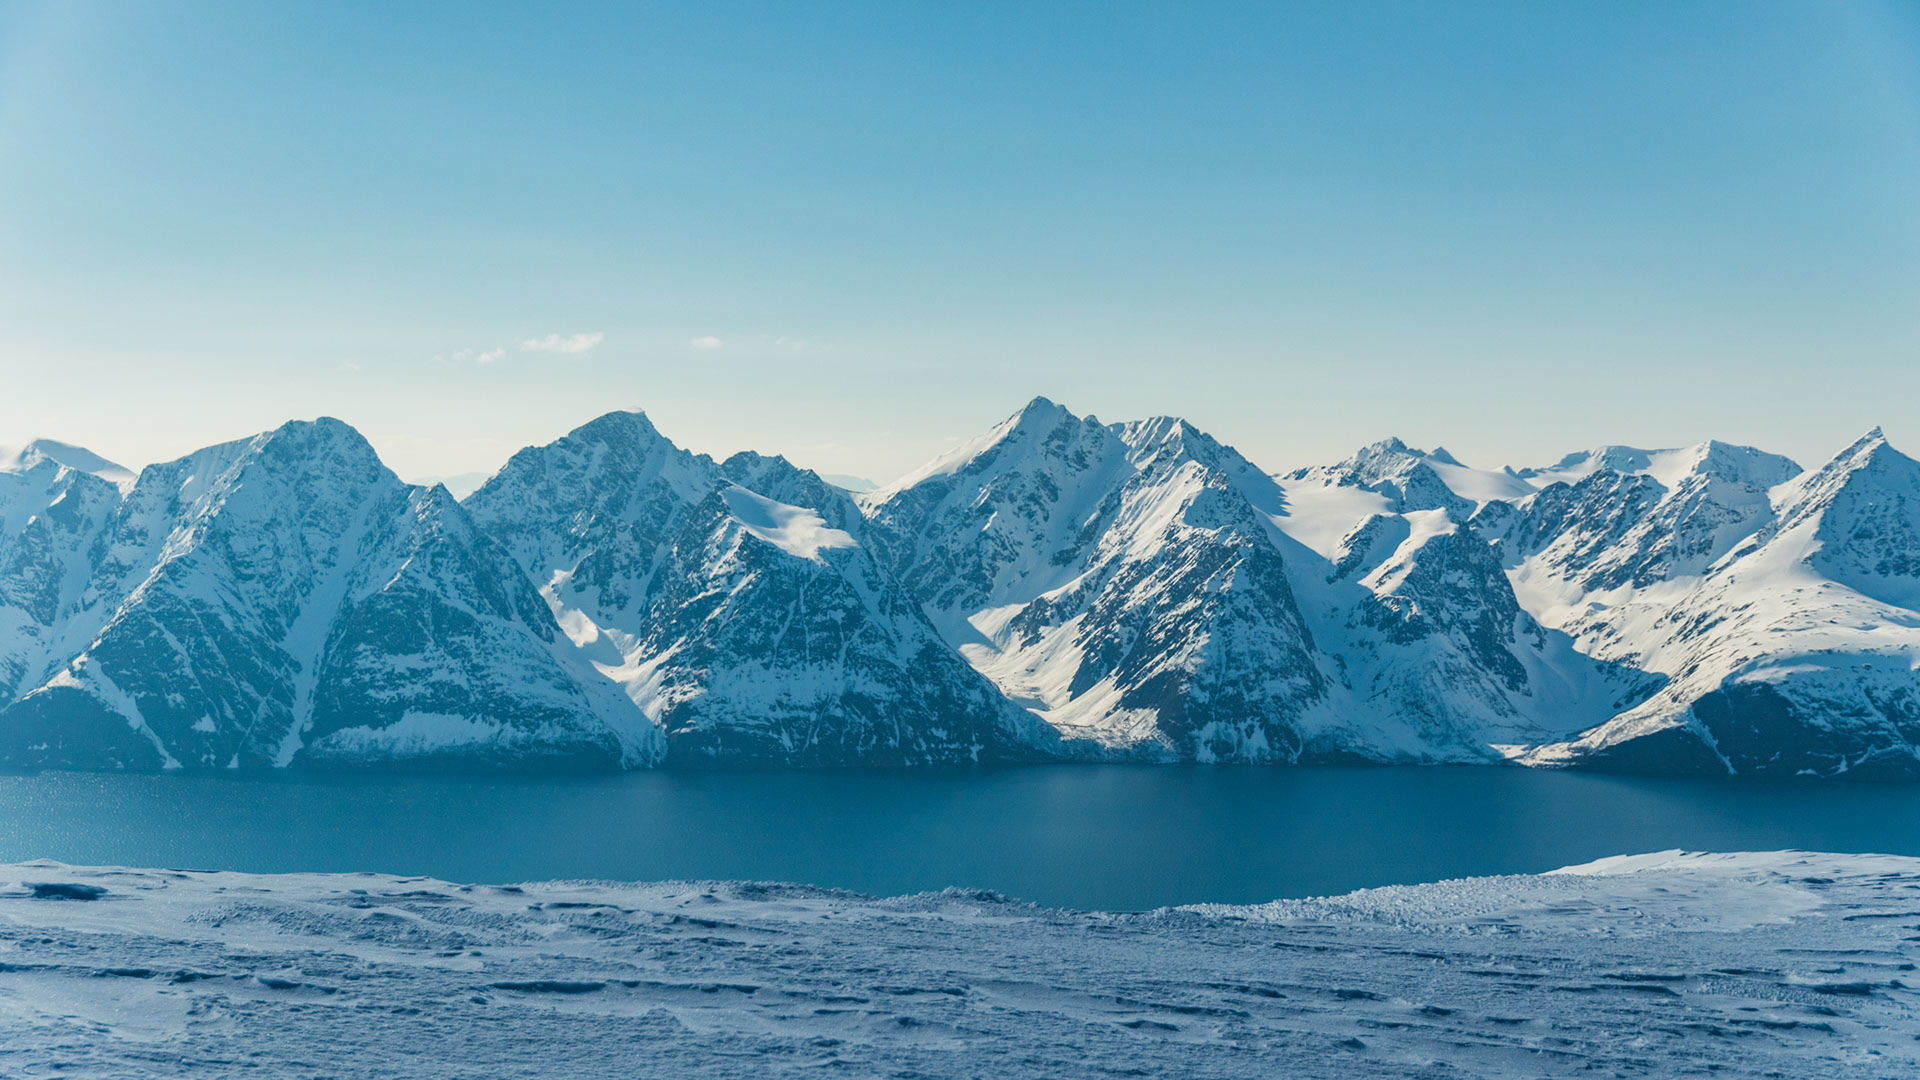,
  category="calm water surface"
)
[4,766,1919,910]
